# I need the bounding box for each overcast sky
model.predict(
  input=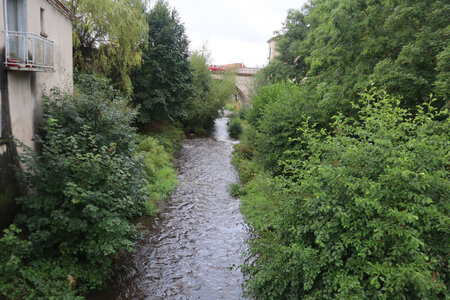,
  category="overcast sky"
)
[163,0,308,68]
